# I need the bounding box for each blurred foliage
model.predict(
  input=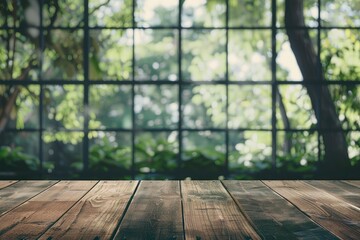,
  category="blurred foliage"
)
[0,146,38,173]
[181,149,224,180]
[0,0,359,179]
[81,137,131,179]
[135,133,177,174]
